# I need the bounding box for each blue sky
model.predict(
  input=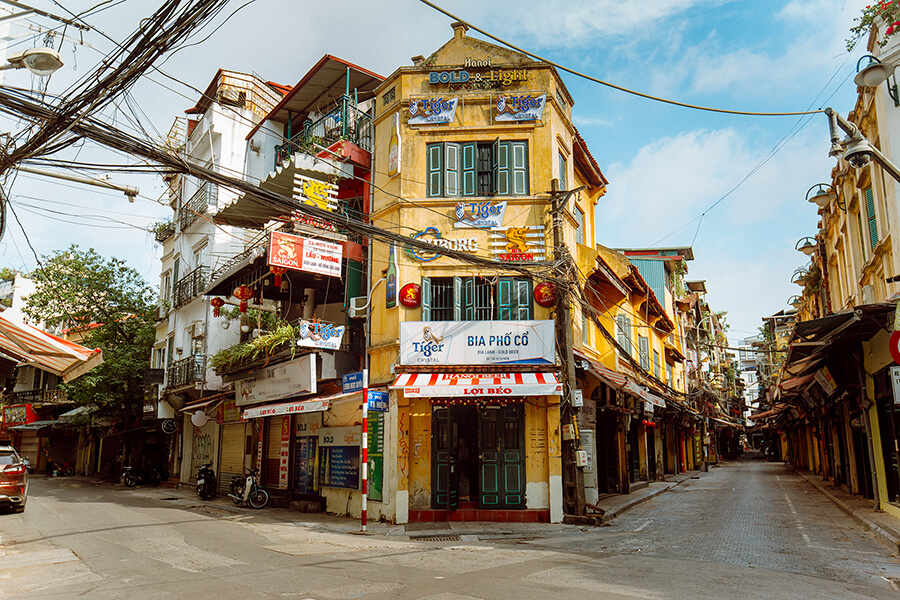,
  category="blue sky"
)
[0,0,873,343]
